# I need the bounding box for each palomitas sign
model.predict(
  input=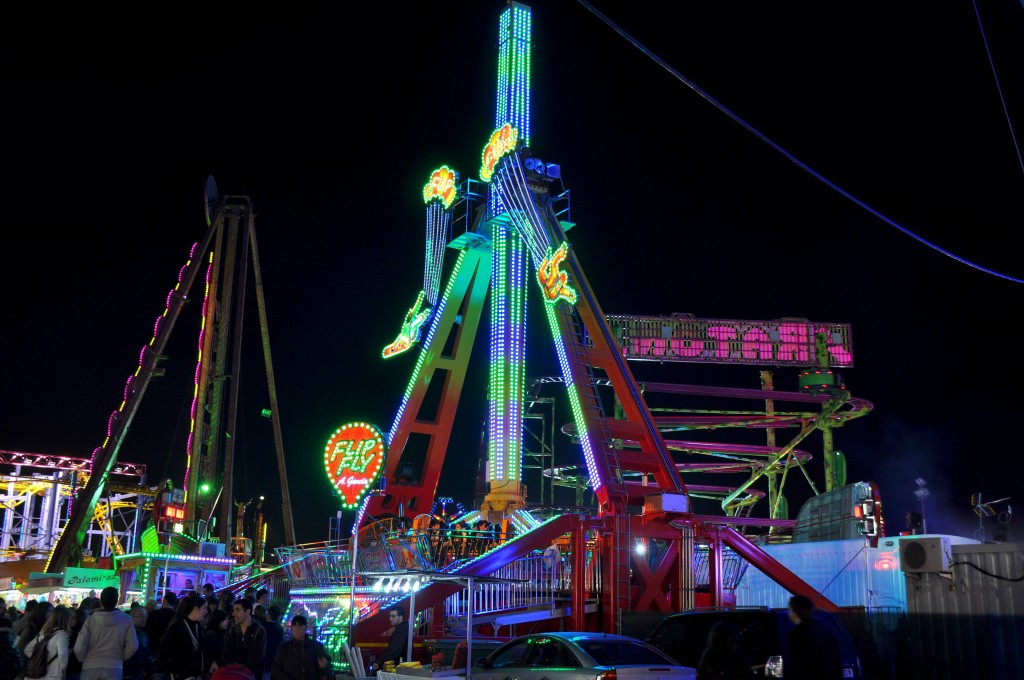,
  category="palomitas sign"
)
[63,567,120,590]
[323,421,387,509]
